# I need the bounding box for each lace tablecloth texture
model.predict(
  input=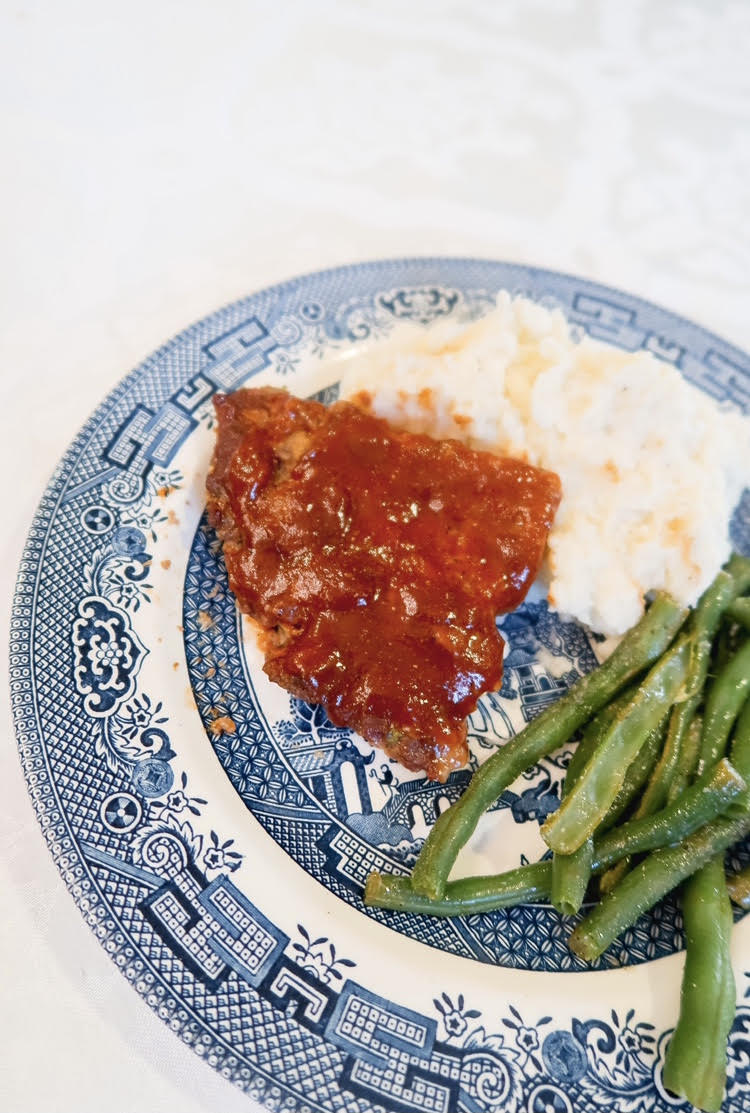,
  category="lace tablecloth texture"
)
[2,2,749,1110]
